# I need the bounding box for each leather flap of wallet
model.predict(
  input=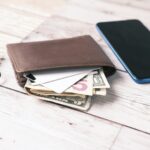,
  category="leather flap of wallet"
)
[7,35,116,87]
